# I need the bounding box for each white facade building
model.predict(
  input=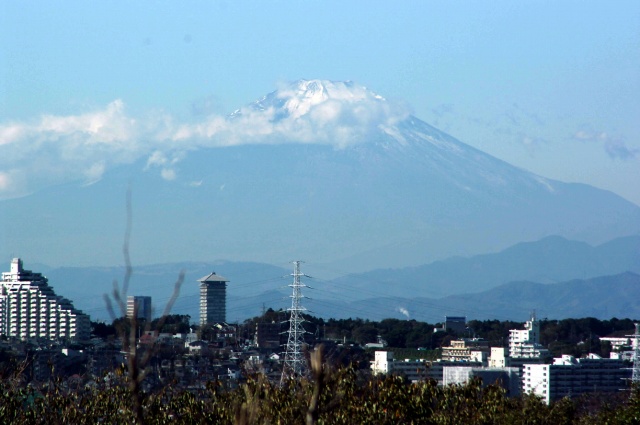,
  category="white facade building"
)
[599,336,638,351]
[0,258,90,341]
[371,351,433,382]
[522,353,630,404]
[489,347,509,368]
[371,351,482,384]
[509,314,550,359]
[443,366,521,396]
[371,350,394,375]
